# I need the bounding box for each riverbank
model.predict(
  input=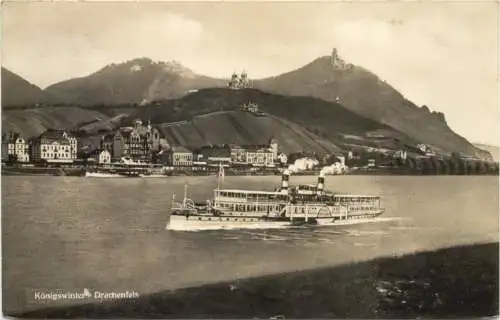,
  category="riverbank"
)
[12,242,498,318]
[2,165,499,177]
[1,166,85,176]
